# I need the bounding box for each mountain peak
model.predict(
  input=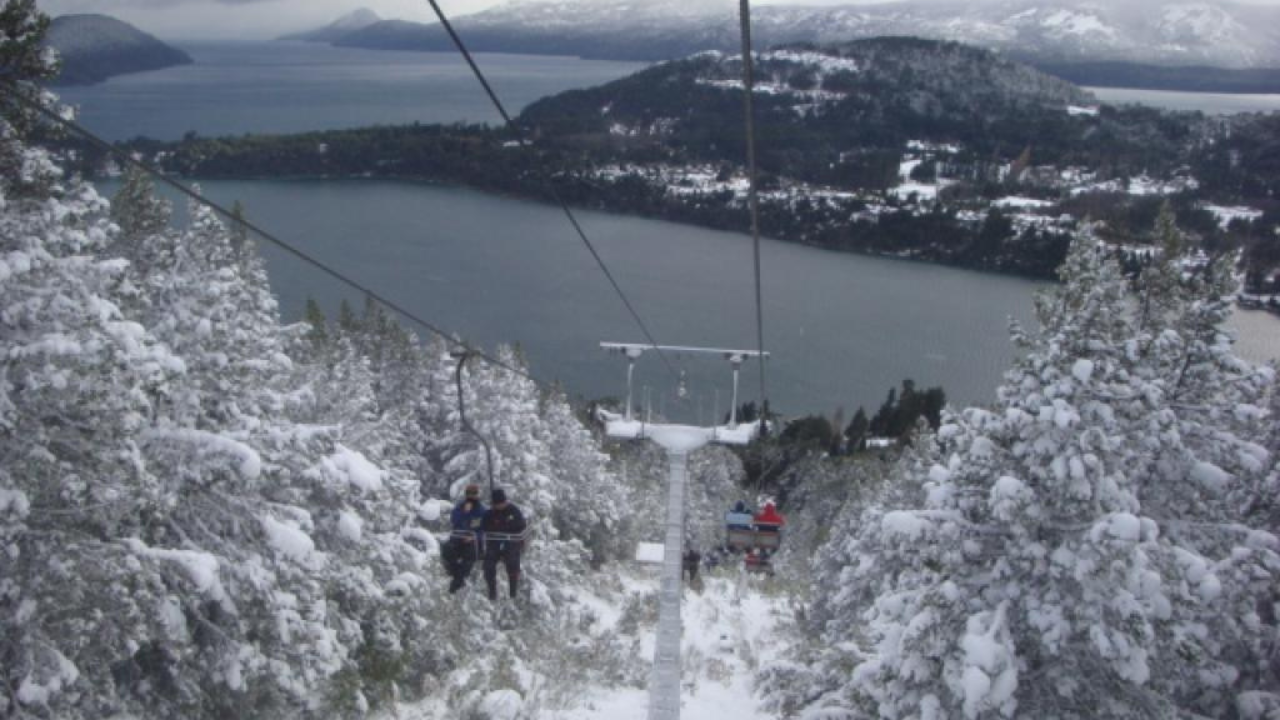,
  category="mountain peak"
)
[332,8,381,30]
[279,7,383,42]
